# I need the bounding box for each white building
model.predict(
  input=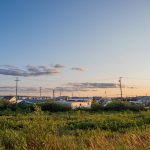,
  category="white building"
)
[57,98,92,109]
